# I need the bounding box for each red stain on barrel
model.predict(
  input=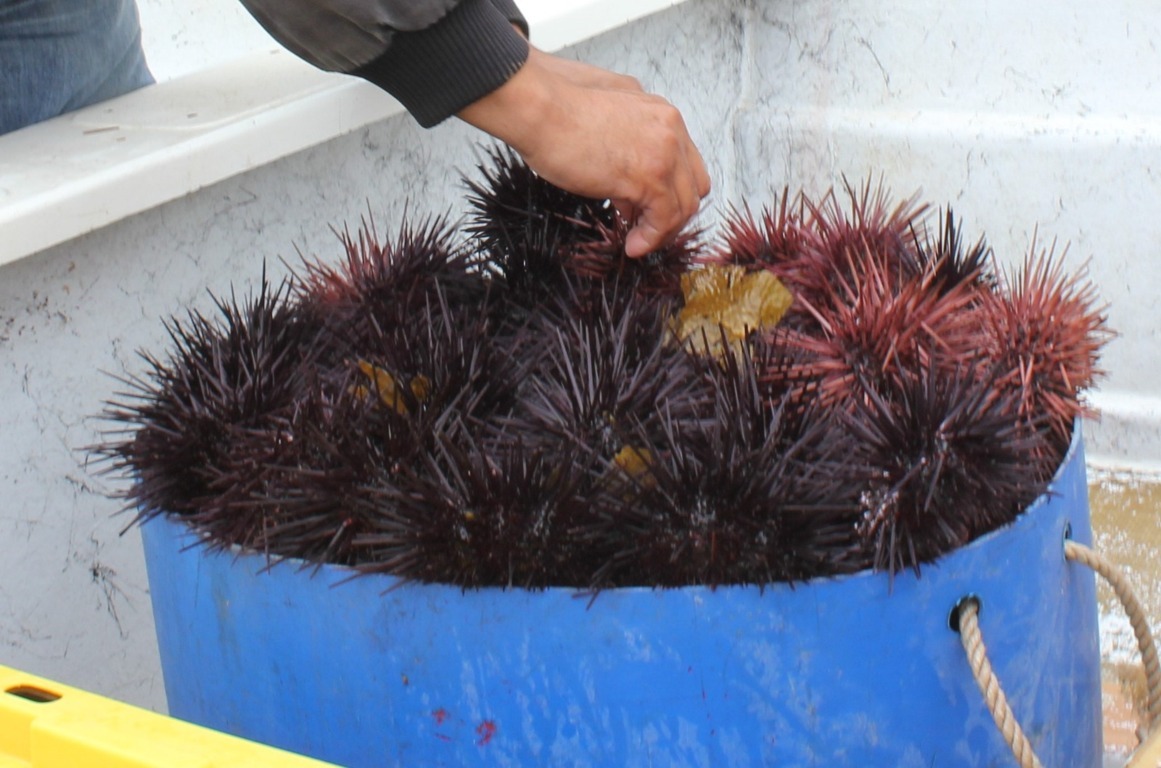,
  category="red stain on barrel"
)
[476,720,497,746]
